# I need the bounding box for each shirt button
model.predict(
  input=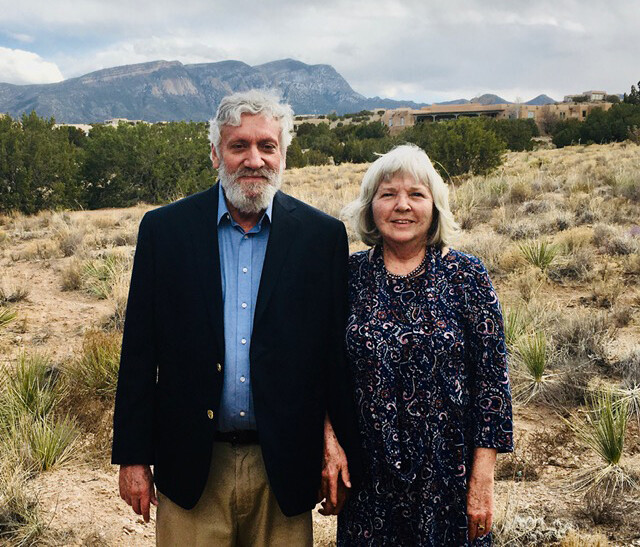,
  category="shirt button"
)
[241,302,247,309]
[216,363,222,372]
[241,338,247,345]
[242,267,248,273]
[239,411,246,417]
[240,376,246,383]
[207,410,214,420]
